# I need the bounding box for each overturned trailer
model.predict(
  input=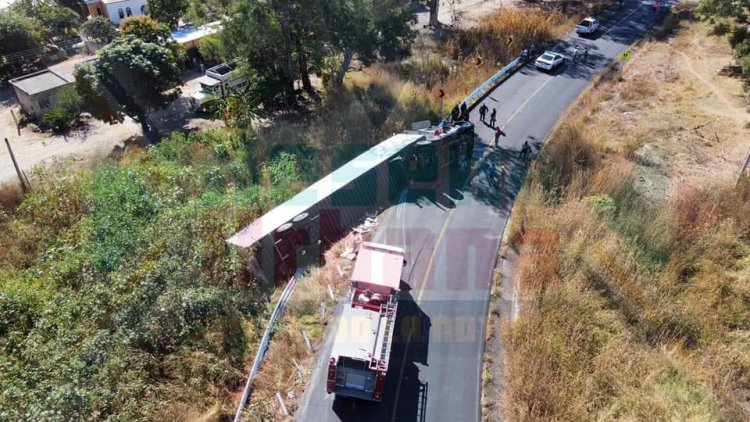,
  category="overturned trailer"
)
[227,133,425,283]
